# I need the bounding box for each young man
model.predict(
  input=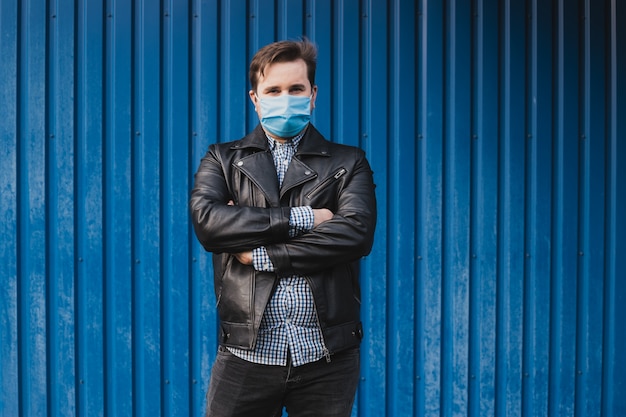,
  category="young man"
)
[190,39,377,417]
